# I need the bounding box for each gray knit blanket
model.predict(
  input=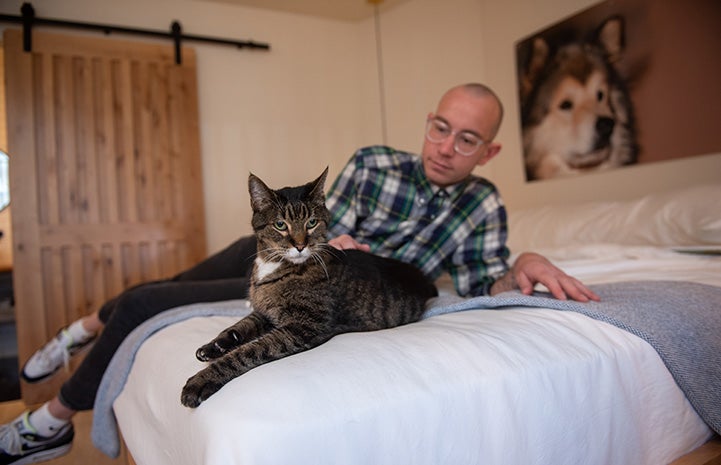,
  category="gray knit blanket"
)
[92,280,721,458]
